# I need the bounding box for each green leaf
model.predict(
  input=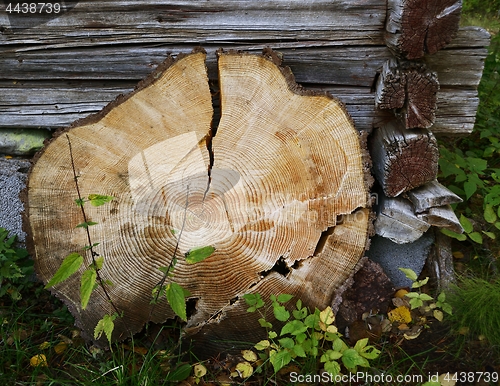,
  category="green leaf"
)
[304,311,320,329]
[165,282,190,321]
[483,231,496,239]
[80,268,97,309]
[360,345,381,359]
[94,256,104,270]
[74,198,85,207]
[293,344,307,358]
[412,277,429,289]
[254,340,270,351]
[419,293,434,301]
[437,292,446,303]
[45,253,83,289]
[88,194,114,207]
[496,222,500,231]
[459,215,474,234]
[353,338,368,352]
[273,305,290,322]
[441,303,453,315]
[484,204,497,224]
[440,228,467,241]
[269,350,292,373]
[258,318,273,329]
[464,180,477,200]
[409,298,423,309]
[323,360,341,377]
[280,320,307,336]
[341,348,368,370]
[468,231,483,244]
[293,307,308,320]
[185,246,215,264]
[165,363,192,382]
[277,294,293,303]
[278,337,294,349]
[76,221,98,229]
[94,313,116,343]
[399,268,418,281]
